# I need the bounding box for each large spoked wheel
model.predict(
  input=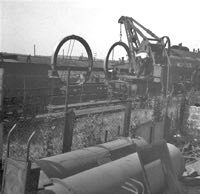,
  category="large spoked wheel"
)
[51,34,93,83]
[104,41,131,81]
[104,41,132,100]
